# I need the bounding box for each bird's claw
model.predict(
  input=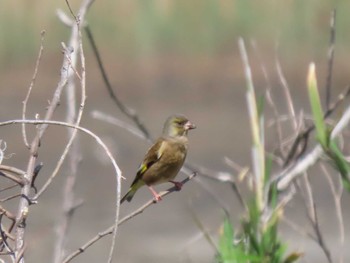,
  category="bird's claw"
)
[170,181,183,191]
[153,194,162,203]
